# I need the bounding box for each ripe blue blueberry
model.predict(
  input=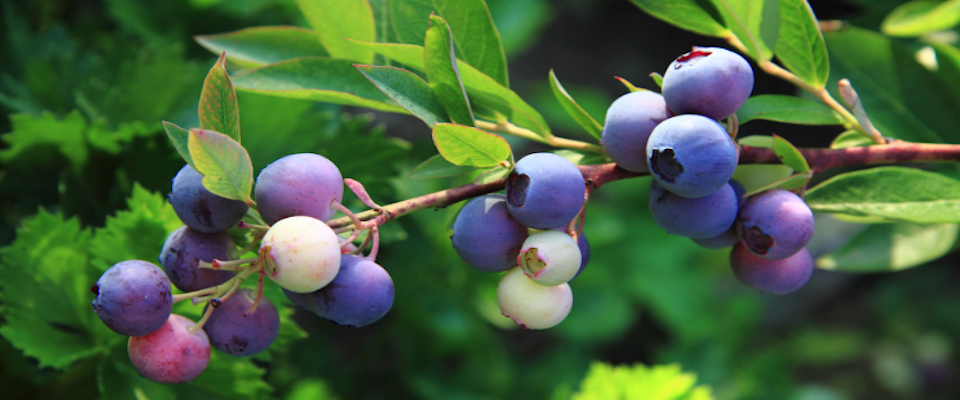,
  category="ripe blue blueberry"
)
[284,254,394,327]
[692,179,746,249]
[169,165,249,233]
[646,114,738,198]
[451,194,529,273]
[649,180,739,239]
[730,243,814,294]
[159,226,236,292]
[128,314,210,383]
[661,46,754,120]
[91,260,173,336]
[737,189,815,260]
[255,153,344,225]
[203,289,279,356]
[506,153,585,229]
[601,91,673,173]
